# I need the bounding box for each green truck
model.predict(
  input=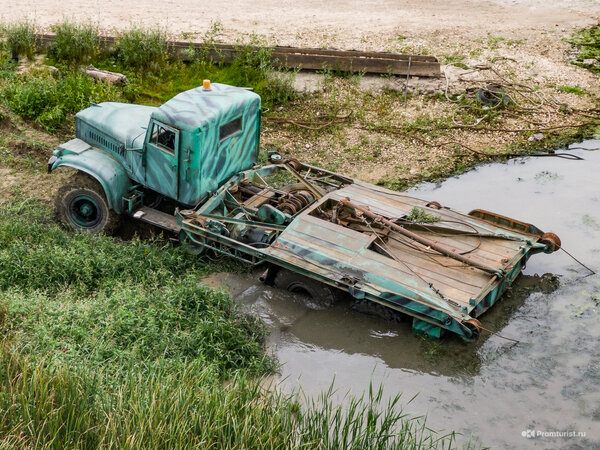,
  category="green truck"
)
[48,82,561,341]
